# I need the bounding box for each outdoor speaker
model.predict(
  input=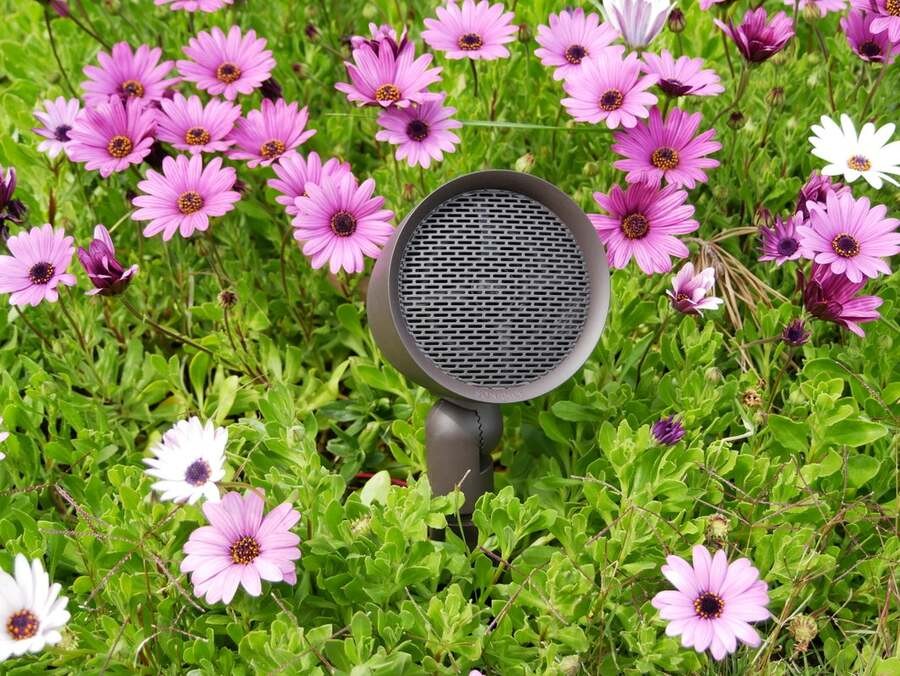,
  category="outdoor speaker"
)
[367,170,610,544]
